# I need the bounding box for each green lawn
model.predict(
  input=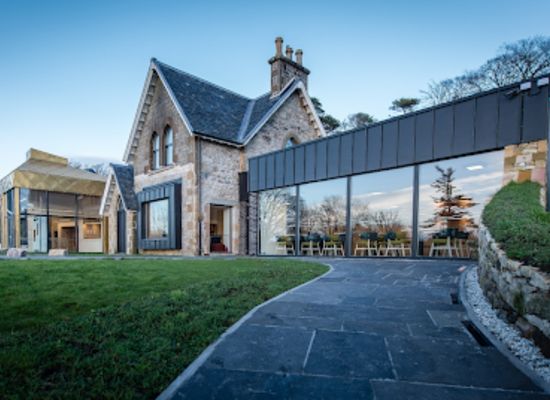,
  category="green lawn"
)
[0,258,327,399]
